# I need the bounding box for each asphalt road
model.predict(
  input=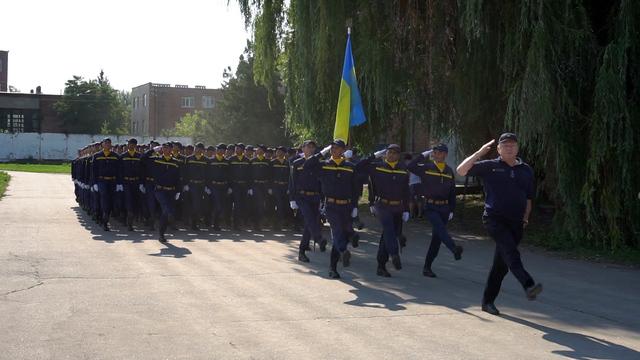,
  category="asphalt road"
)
[1,171,639,359]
